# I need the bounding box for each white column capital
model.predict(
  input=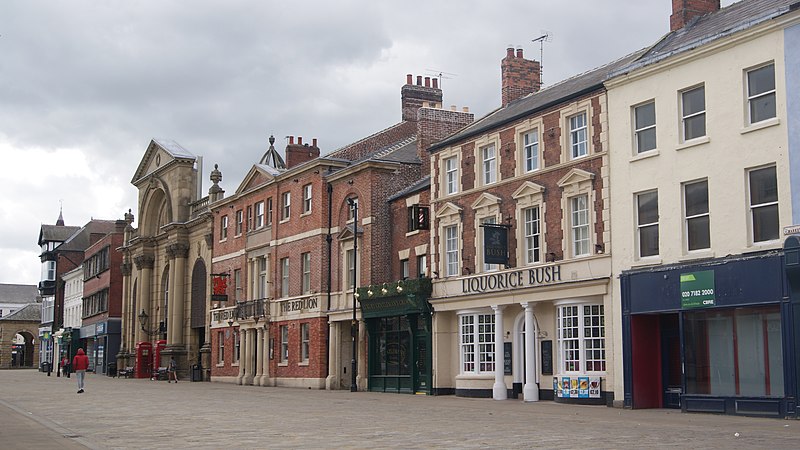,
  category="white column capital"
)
[491,304,506,312]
